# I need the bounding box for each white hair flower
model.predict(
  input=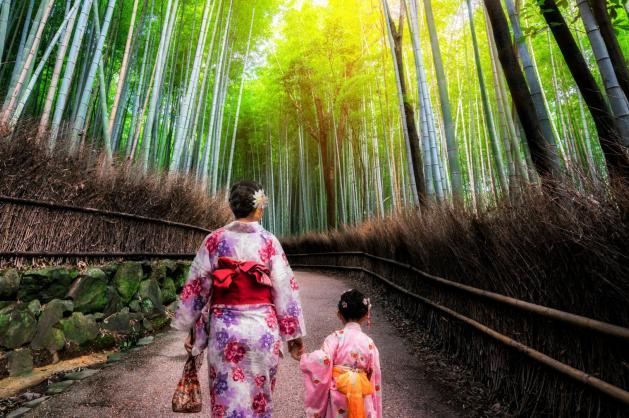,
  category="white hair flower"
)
[252,189,268,209]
